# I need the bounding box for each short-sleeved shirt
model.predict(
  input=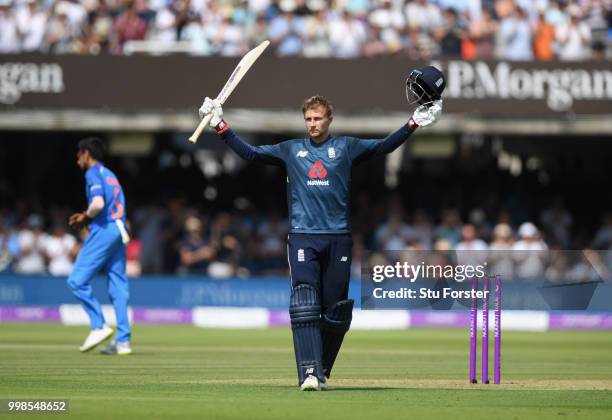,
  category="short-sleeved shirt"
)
[85,163,127,228]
